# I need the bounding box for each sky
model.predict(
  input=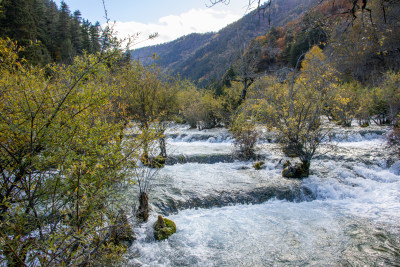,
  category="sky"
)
[55,0,257,48]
